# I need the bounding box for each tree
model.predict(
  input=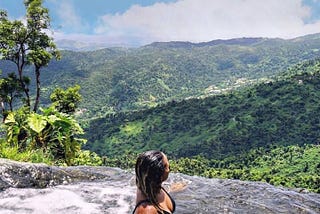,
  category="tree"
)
[25,0,60,112]
[50,85,82,114]
[0,1,84,166]
[0,73,24,120]
[0,10,31,107]
[0,0,60,113]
